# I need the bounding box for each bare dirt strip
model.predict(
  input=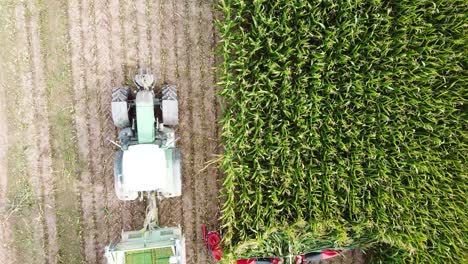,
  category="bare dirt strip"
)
[68,0,99,262]
[13,3,48,263]
[28,1,60,262]
[0,8,12,263]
